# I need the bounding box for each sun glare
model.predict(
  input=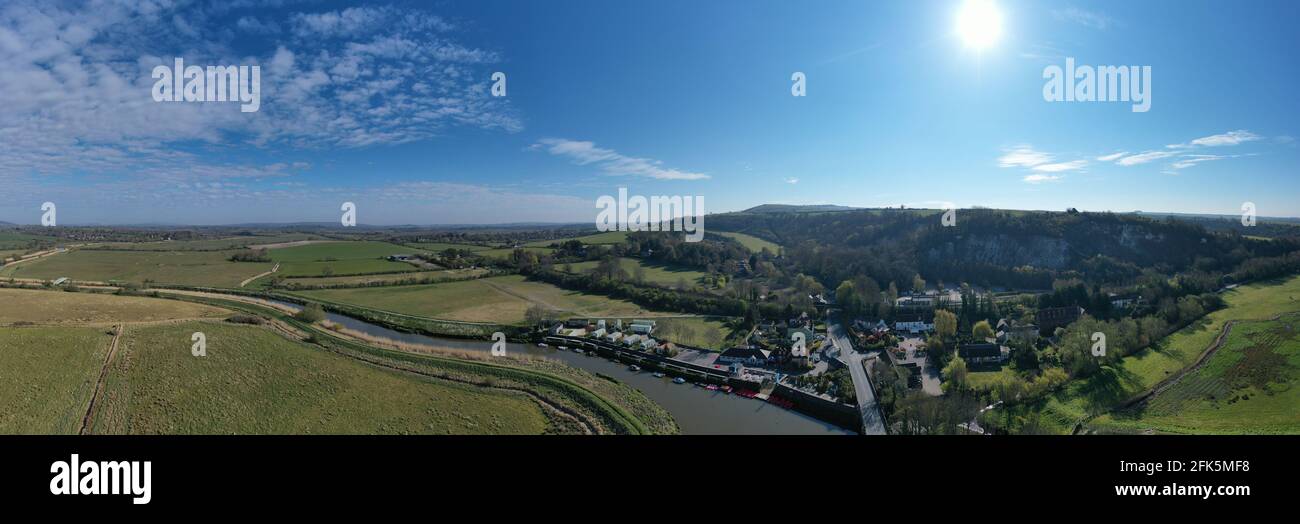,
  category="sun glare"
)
[956,0,1003,51]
